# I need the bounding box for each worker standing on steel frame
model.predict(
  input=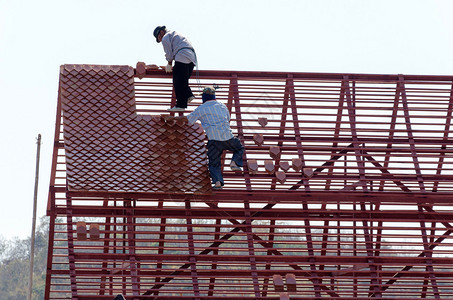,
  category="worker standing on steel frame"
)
[186,86,244,190]
[153,25,197,112]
